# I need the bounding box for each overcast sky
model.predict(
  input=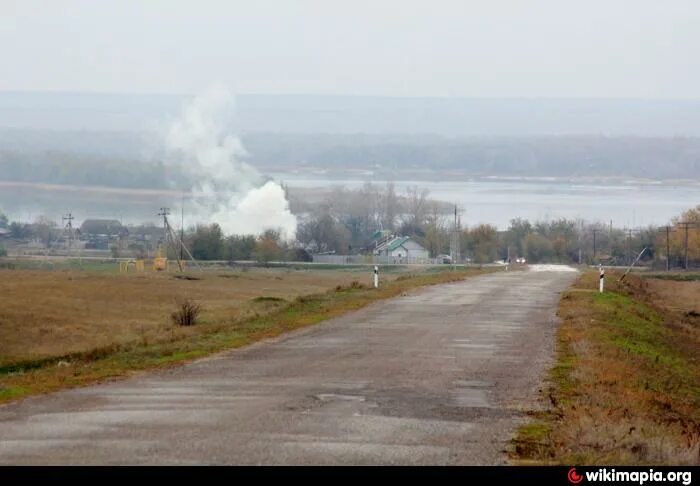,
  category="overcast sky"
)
[2,0,699,98]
